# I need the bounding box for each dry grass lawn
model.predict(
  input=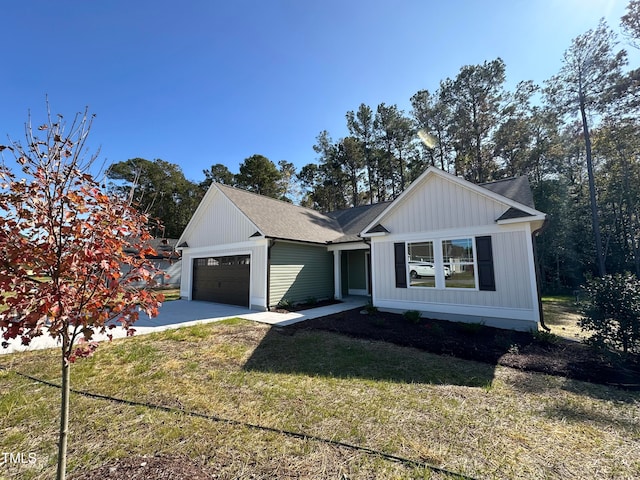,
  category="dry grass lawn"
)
[0,318,638,479]
[542,295,586,340]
